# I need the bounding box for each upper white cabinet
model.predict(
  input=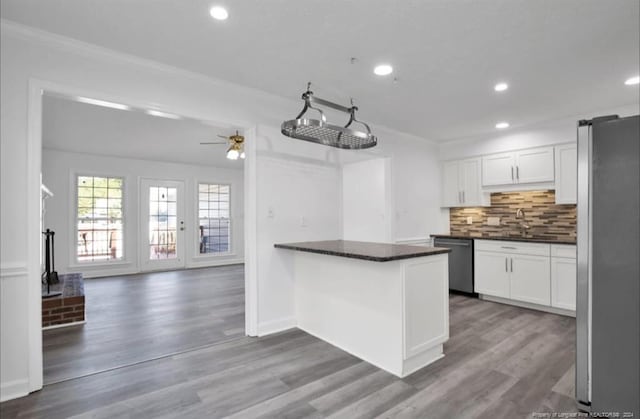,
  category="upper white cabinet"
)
[481,152,514,186]
[482,147,555,187]
[441,158,489,207]
[554,143,577,204]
